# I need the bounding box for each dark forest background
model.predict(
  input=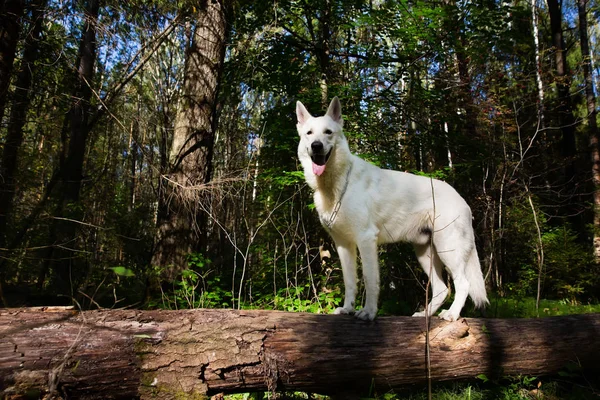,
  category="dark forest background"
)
[0,0,599,317]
